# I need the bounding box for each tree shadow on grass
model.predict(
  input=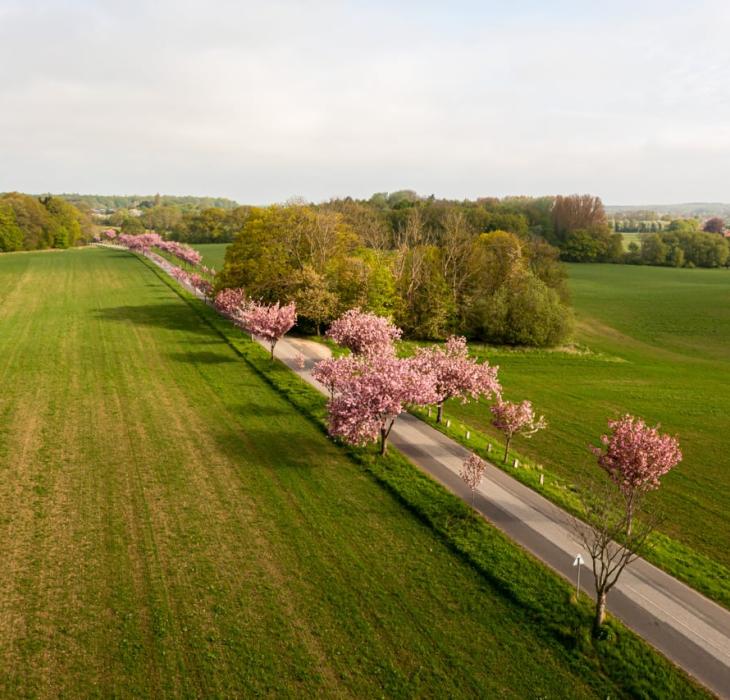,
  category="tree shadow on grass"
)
[213,423,323,471]
[168,351,236,365]
[94,303,218,336]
